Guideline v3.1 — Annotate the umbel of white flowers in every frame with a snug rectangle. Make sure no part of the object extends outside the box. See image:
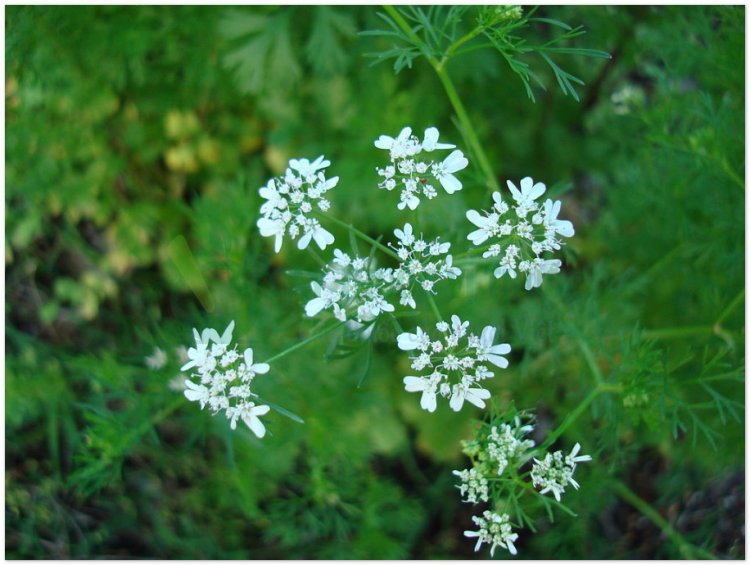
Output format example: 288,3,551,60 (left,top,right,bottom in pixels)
375,126,468,210
397,316,511,412
464,511,519,557
304,223,461,324
531,442,593,501
179,321,272,438
466,177,575,290
257,156,338,253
